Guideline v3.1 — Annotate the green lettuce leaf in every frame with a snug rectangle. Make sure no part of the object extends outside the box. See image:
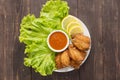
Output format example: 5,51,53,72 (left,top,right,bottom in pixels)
19,0,69,76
